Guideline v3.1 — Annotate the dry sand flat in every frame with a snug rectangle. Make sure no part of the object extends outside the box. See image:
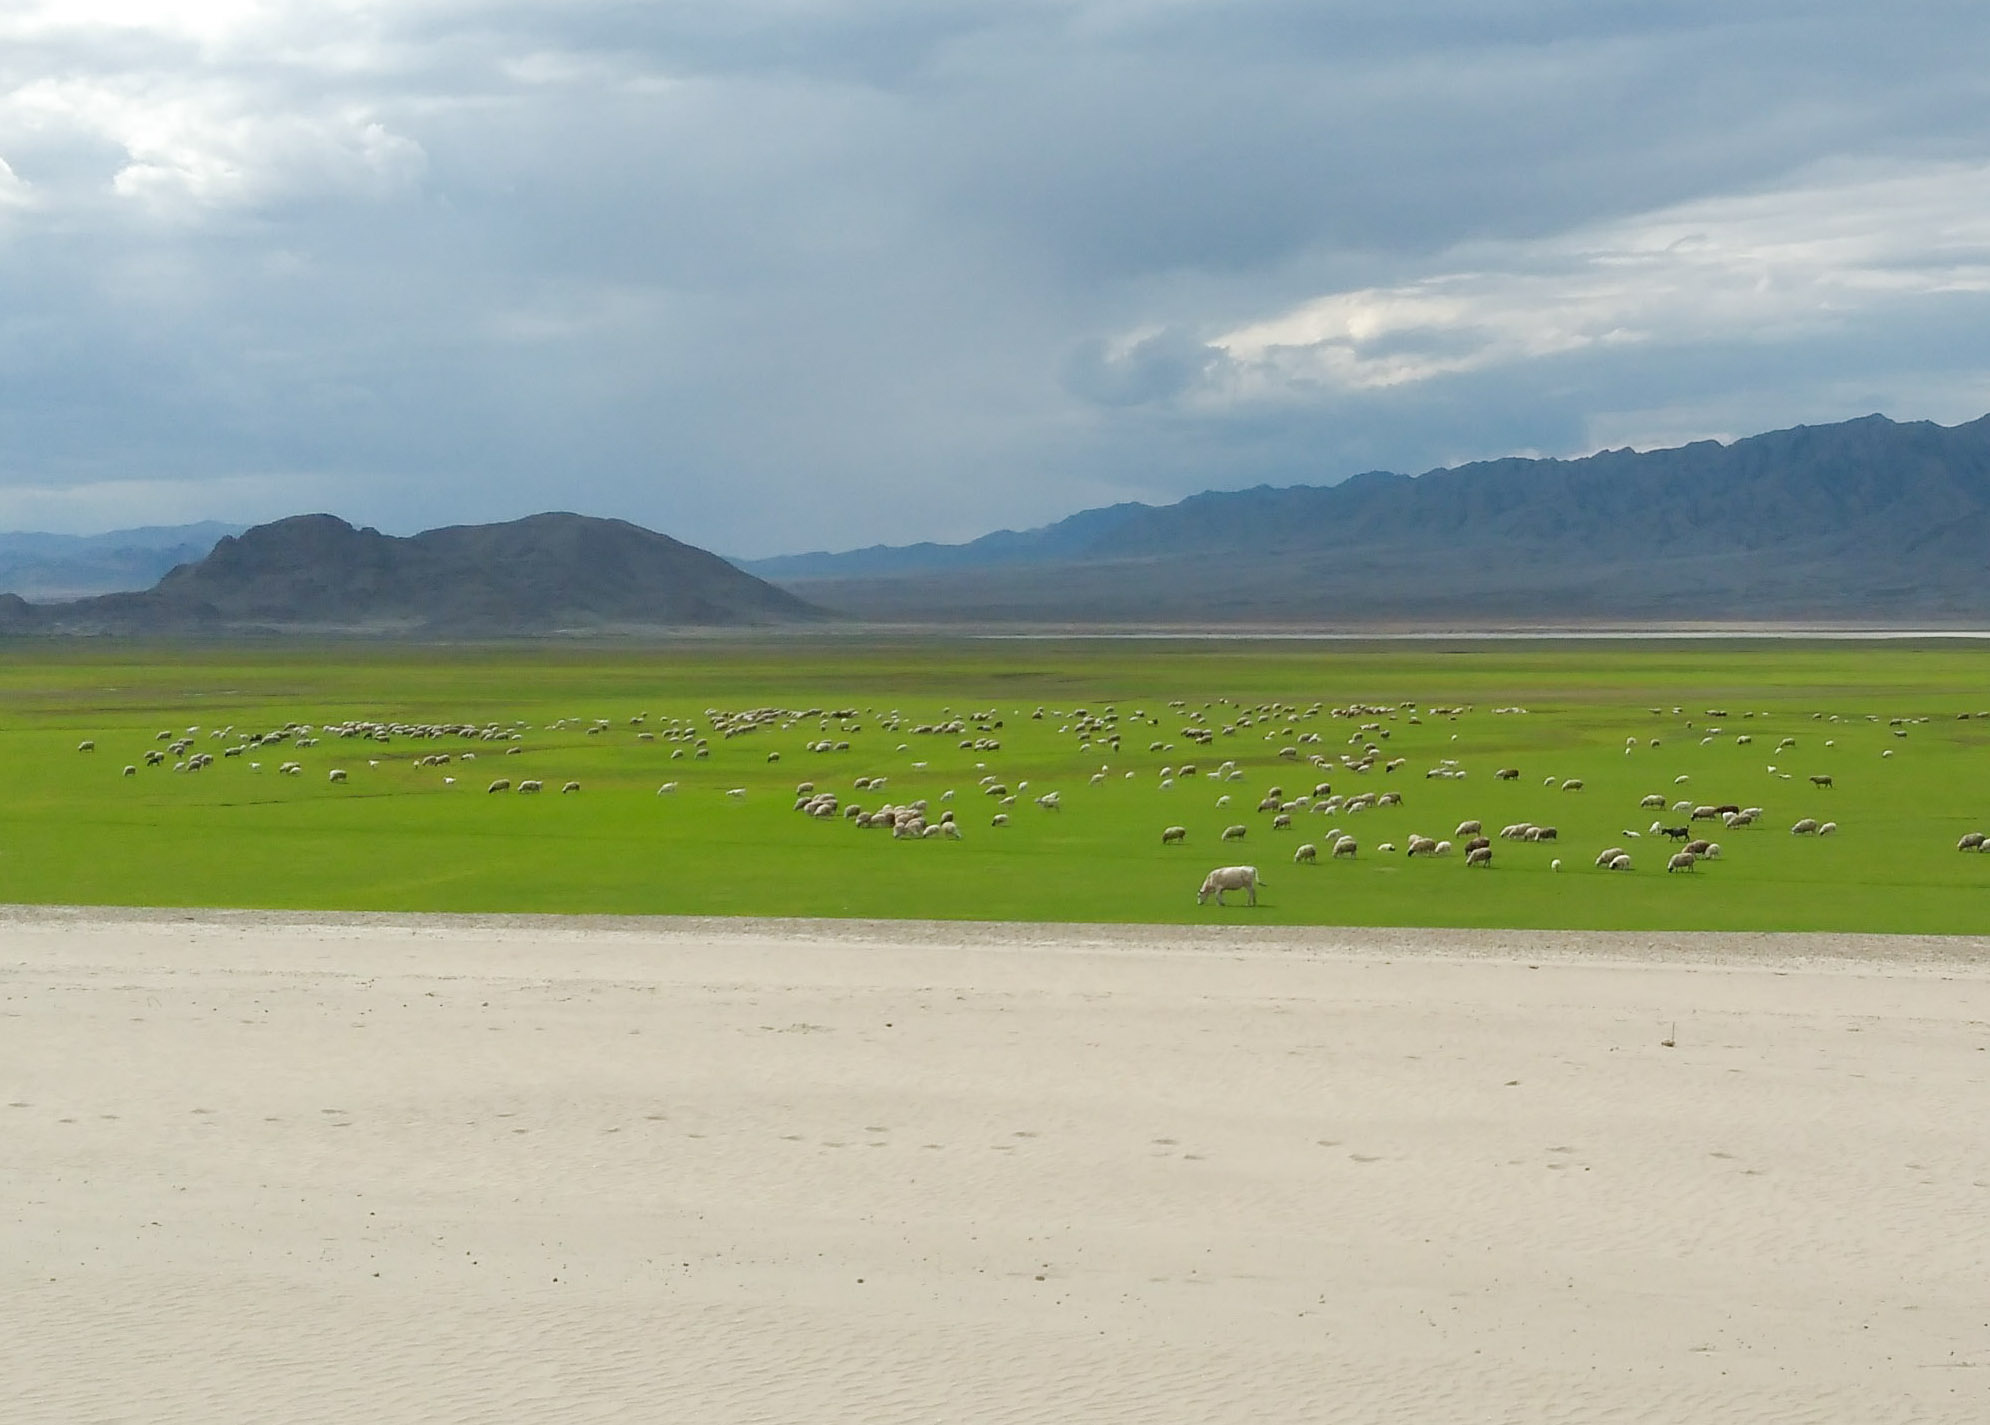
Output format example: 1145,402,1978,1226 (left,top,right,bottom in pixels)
4,911,1989,1424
